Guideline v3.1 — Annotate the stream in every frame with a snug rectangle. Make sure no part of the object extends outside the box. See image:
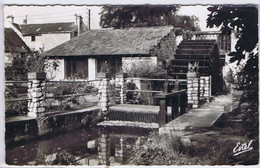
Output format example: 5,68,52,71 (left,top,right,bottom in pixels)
6,124,155,166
